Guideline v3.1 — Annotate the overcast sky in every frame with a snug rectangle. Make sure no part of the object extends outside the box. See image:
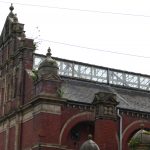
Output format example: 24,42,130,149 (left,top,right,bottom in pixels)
1,0,150,75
